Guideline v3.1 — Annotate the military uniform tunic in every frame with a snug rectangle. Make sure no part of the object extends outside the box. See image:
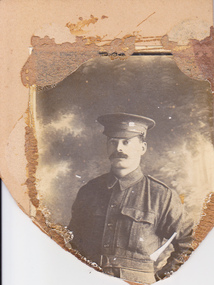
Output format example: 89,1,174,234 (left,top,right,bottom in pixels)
68,167,193,284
